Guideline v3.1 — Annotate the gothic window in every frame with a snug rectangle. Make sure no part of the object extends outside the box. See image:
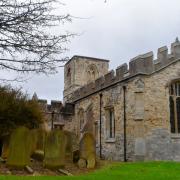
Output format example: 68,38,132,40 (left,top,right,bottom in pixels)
65,66,71,87
169,82,180,133
105,108,115,139
67,67,71,77
86,64,99,83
